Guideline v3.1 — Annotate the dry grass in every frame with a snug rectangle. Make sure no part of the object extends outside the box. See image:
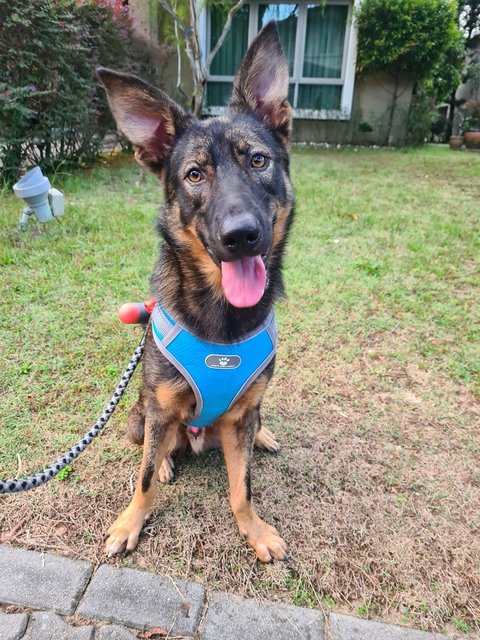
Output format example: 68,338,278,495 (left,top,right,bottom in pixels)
1,147,479,637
